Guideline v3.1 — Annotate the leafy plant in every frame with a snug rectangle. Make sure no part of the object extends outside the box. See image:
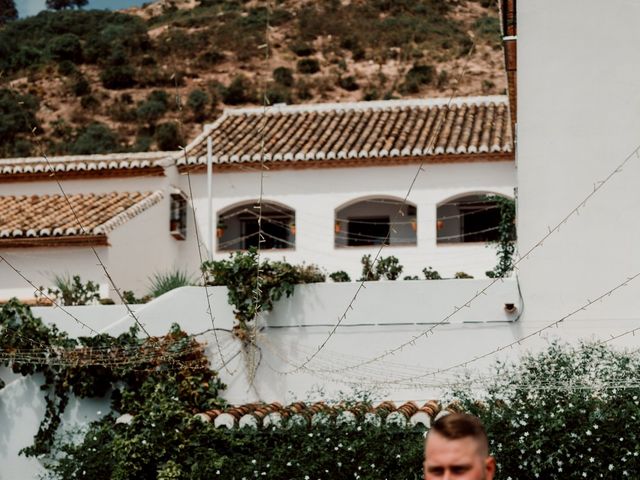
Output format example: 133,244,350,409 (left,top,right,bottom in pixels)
297,58,321,74
187,88,209,121
222,74,255,105
43,274,100,306
455,342,640,479
147,269,194,298
454,271,474,279
422,266,442,280
201,250,323,331
70,122,120,154
154,122,183,150
358,255,403,281
273,66,294,87
485,195,516,279
330,270,351,282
